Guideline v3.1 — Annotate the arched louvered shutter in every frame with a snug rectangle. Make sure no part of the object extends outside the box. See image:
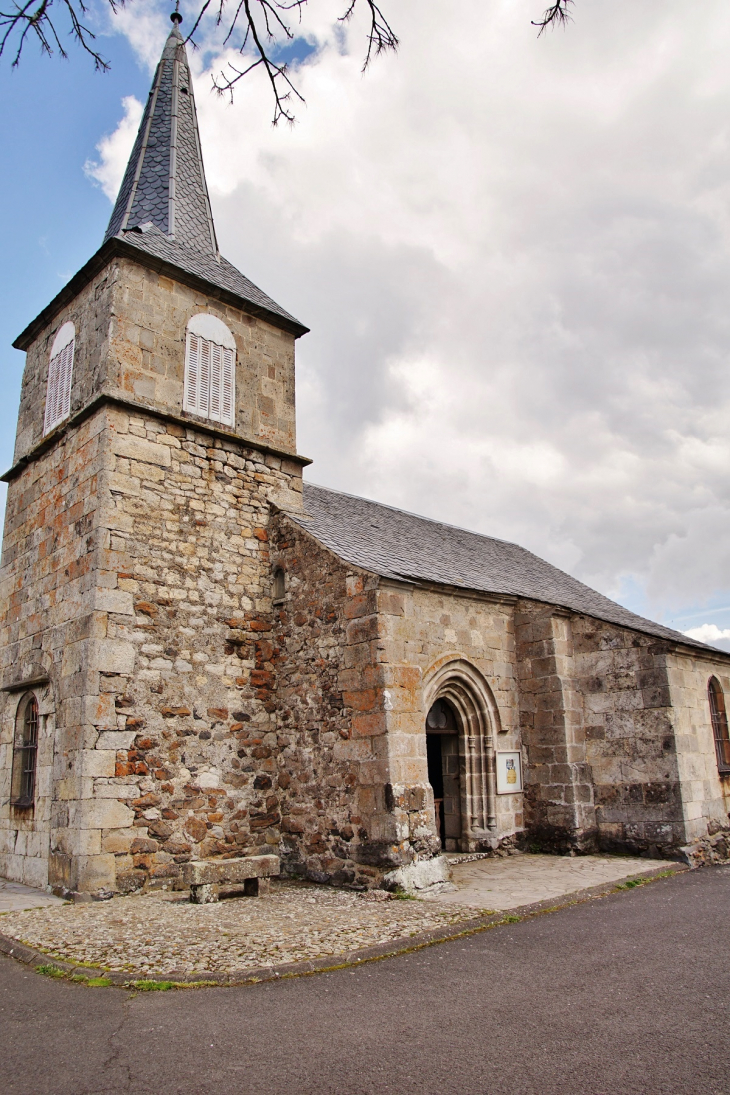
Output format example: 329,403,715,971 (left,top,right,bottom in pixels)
184,323,235,428
44,323,75,435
